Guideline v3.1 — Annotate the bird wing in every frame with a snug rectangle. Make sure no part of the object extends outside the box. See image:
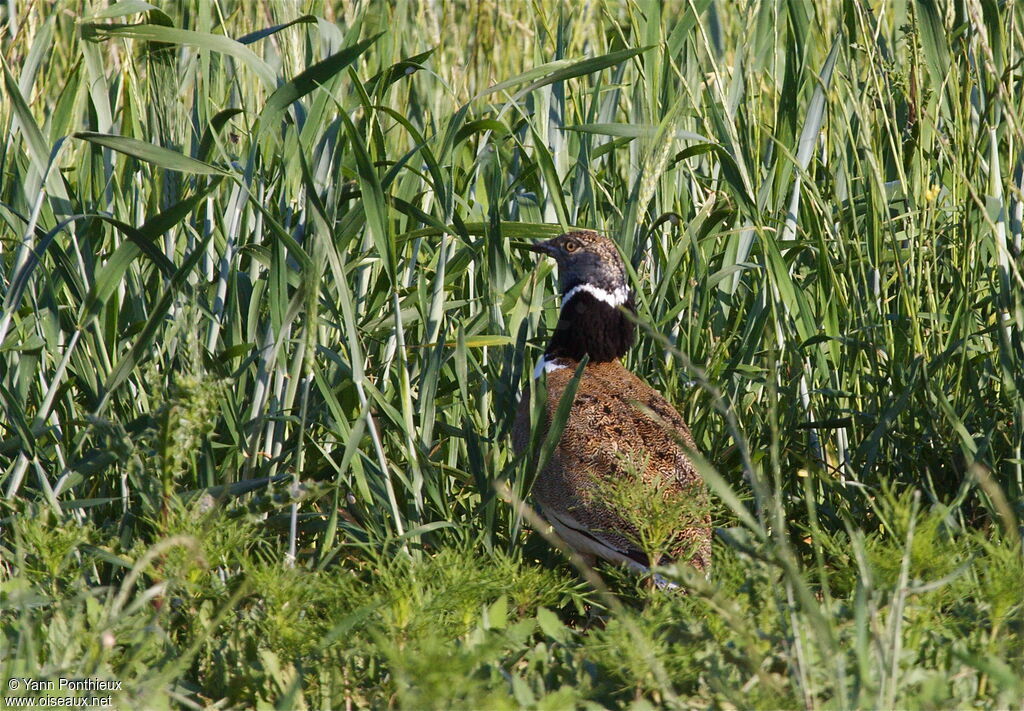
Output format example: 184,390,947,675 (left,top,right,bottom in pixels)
537,363,710,570
513,361,711,572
